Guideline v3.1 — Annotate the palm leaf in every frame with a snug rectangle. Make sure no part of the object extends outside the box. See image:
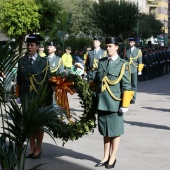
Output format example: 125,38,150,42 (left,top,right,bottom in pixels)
0,42,21,91
0,137,17,170
0,42,67,169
